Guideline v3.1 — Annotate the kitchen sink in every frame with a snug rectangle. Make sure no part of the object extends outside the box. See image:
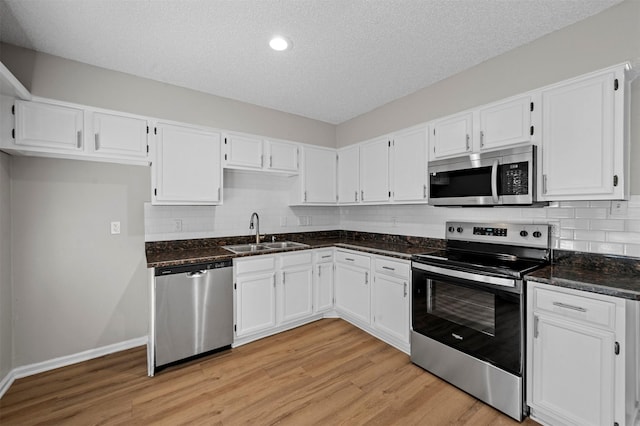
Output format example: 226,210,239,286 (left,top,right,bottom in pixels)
223,241,308,254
